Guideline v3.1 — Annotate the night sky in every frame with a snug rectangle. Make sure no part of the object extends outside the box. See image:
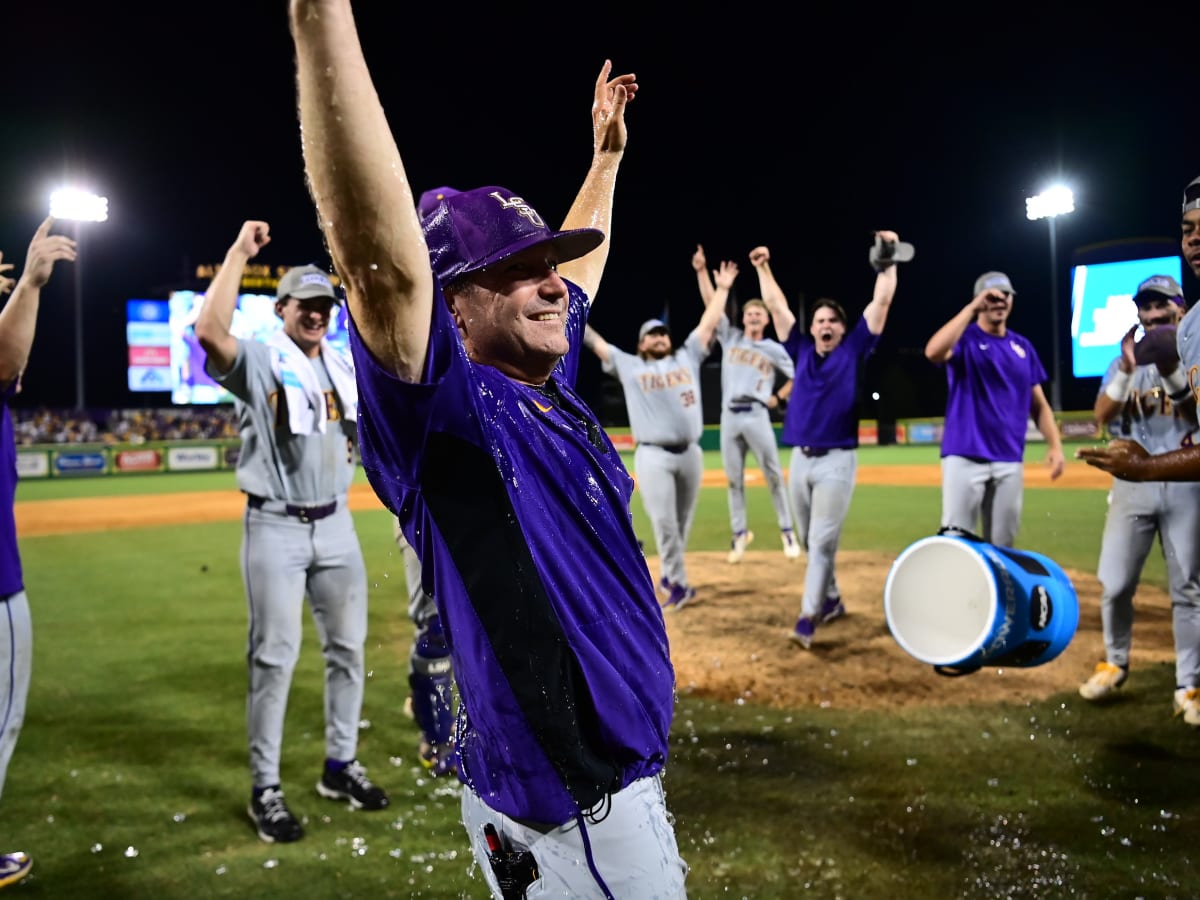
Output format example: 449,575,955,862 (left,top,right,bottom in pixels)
1,4,1195,420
